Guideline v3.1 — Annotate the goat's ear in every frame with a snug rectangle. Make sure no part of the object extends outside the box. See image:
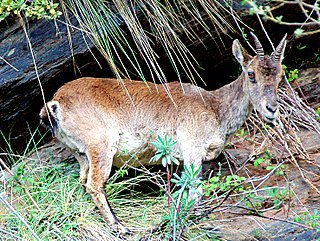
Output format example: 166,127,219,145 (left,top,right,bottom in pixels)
232,39,251,68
